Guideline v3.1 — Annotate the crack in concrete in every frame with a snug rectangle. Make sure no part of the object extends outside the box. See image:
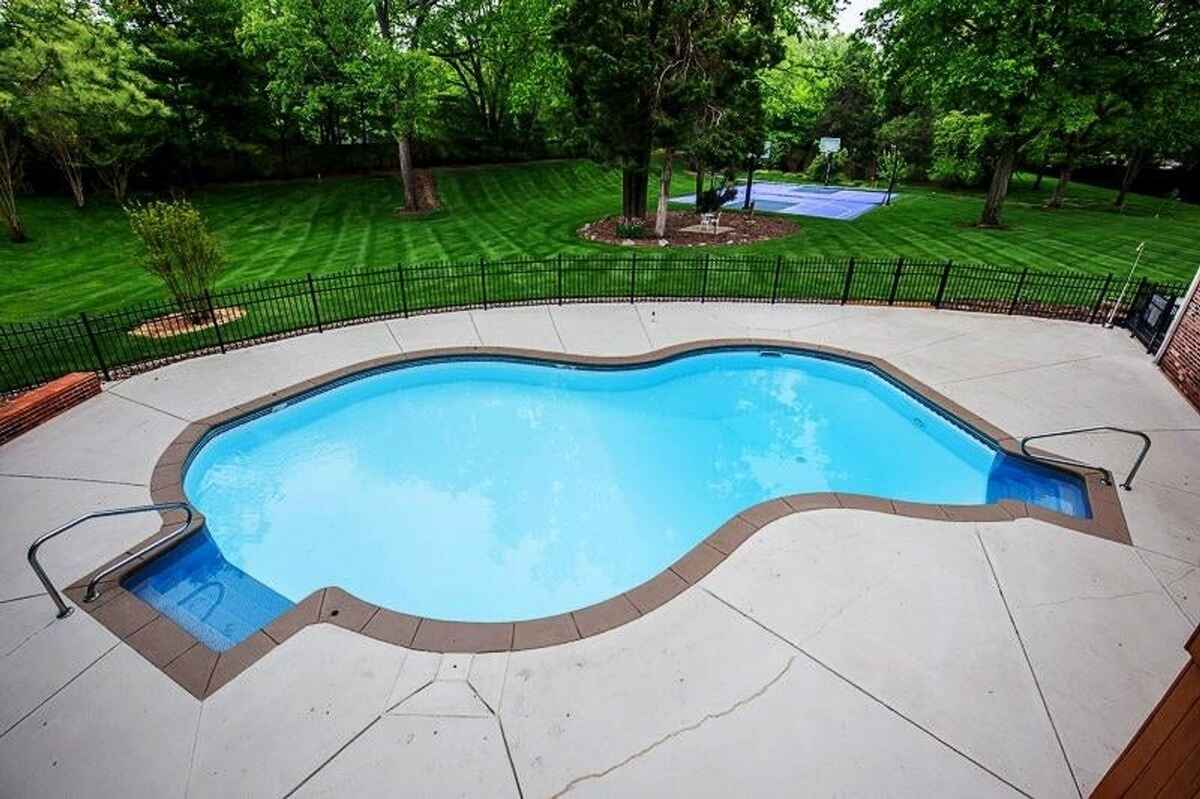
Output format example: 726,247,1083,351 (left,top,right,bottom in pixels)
1018,589,1161,611
1135,548,1197,626
936,352,1106,386
886,330,972,359
547,656,796,798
